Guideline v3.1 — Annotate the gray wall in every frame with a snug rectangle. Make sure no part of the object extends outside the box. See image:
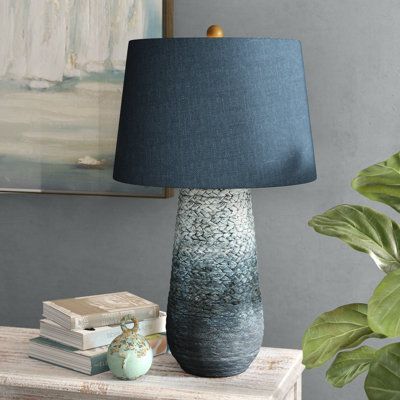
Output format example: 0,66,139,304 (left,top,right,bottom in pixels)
1,1,399,399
